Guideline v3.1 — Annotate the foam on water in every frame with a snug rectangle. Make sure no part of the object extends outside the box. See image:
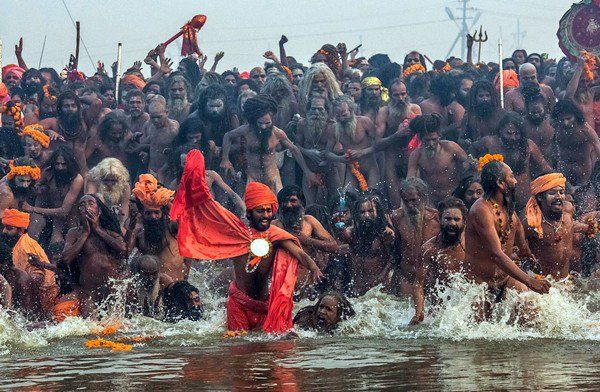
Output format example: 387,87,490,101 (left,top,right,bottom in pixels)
0,266,599,355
